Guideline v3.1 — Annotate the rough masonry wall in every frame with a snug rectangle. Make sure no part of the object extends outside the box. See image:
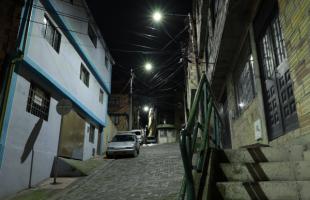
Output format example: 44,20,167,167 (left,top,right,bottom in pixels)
226,73,268,148
270,0,310,145
103,116,117,152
